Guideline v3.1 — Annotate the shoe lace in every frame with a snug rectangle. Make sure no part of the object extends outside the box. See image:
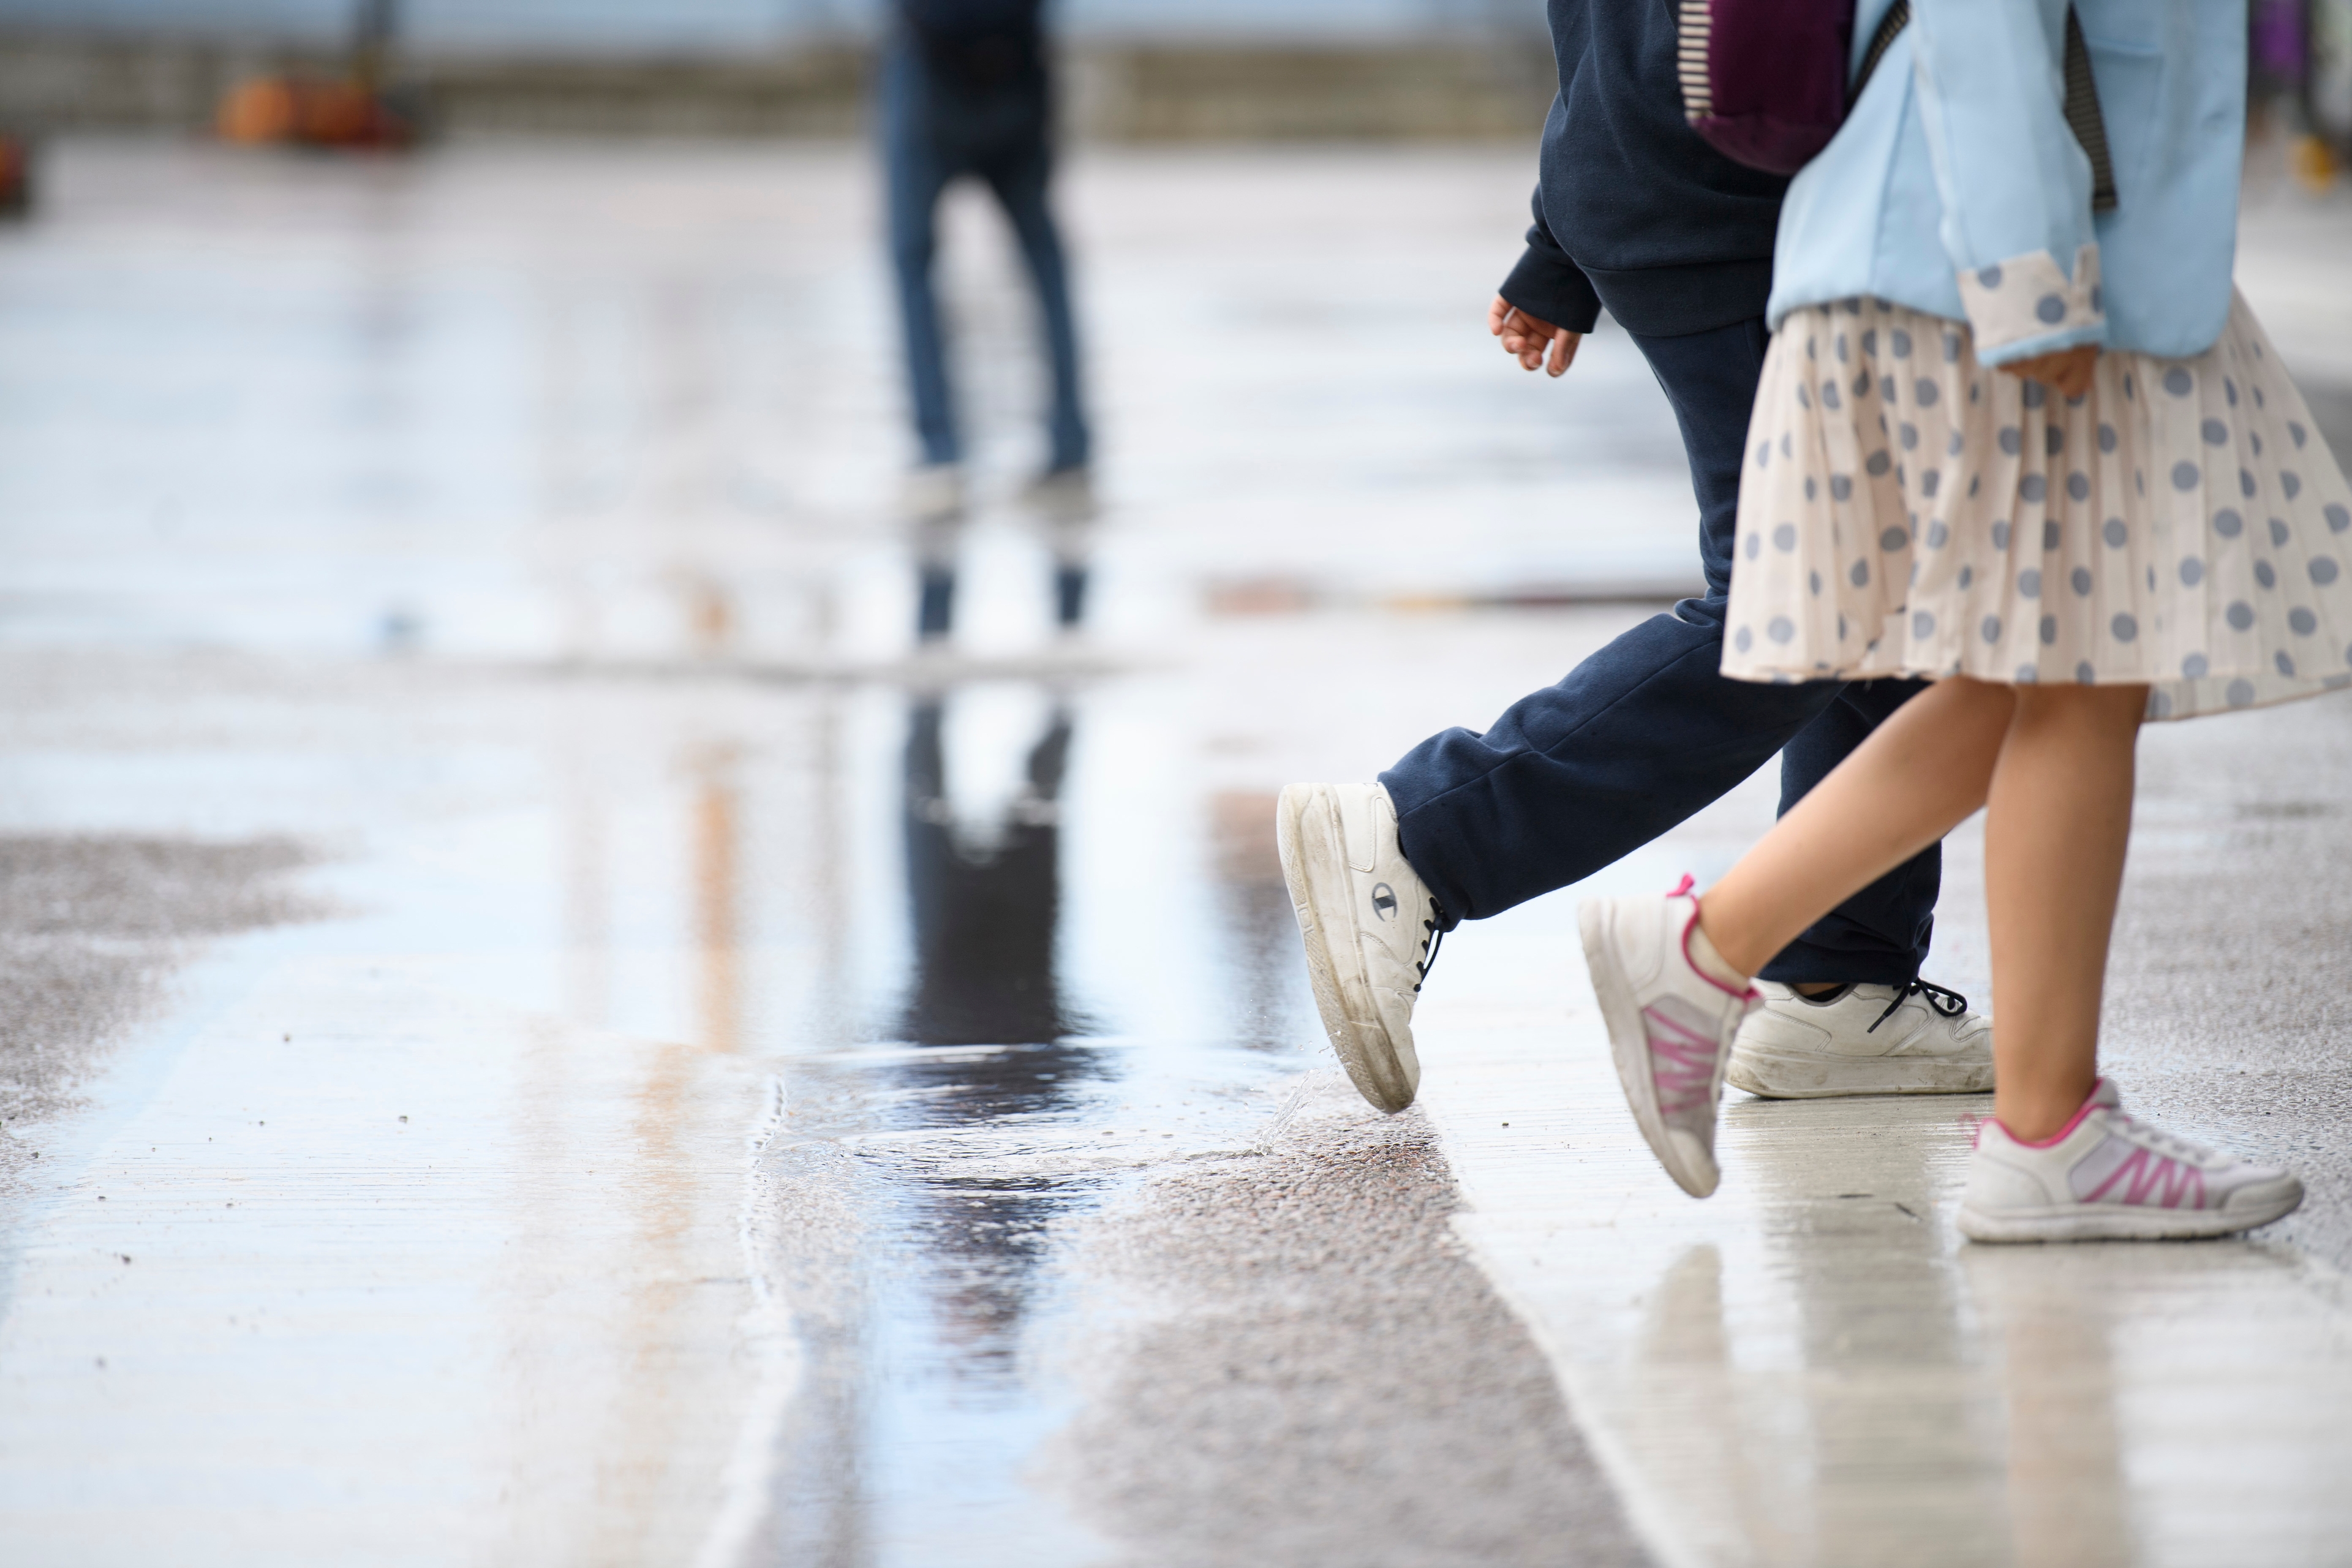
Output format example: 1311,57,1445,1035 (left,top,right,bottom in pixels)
1866,978,1969,1035
1412,899,1447,994
2106,1109,2215,1165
